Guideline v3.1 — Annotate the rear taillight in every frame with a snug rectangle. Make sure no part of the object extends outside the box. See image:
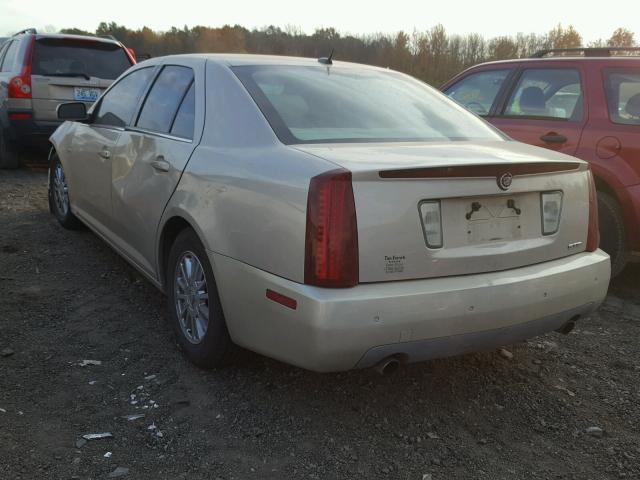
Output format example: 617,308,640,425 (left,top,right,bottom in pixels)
304,169,358,288
586,169,600,252
8,36,34,99
8,74,31,98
